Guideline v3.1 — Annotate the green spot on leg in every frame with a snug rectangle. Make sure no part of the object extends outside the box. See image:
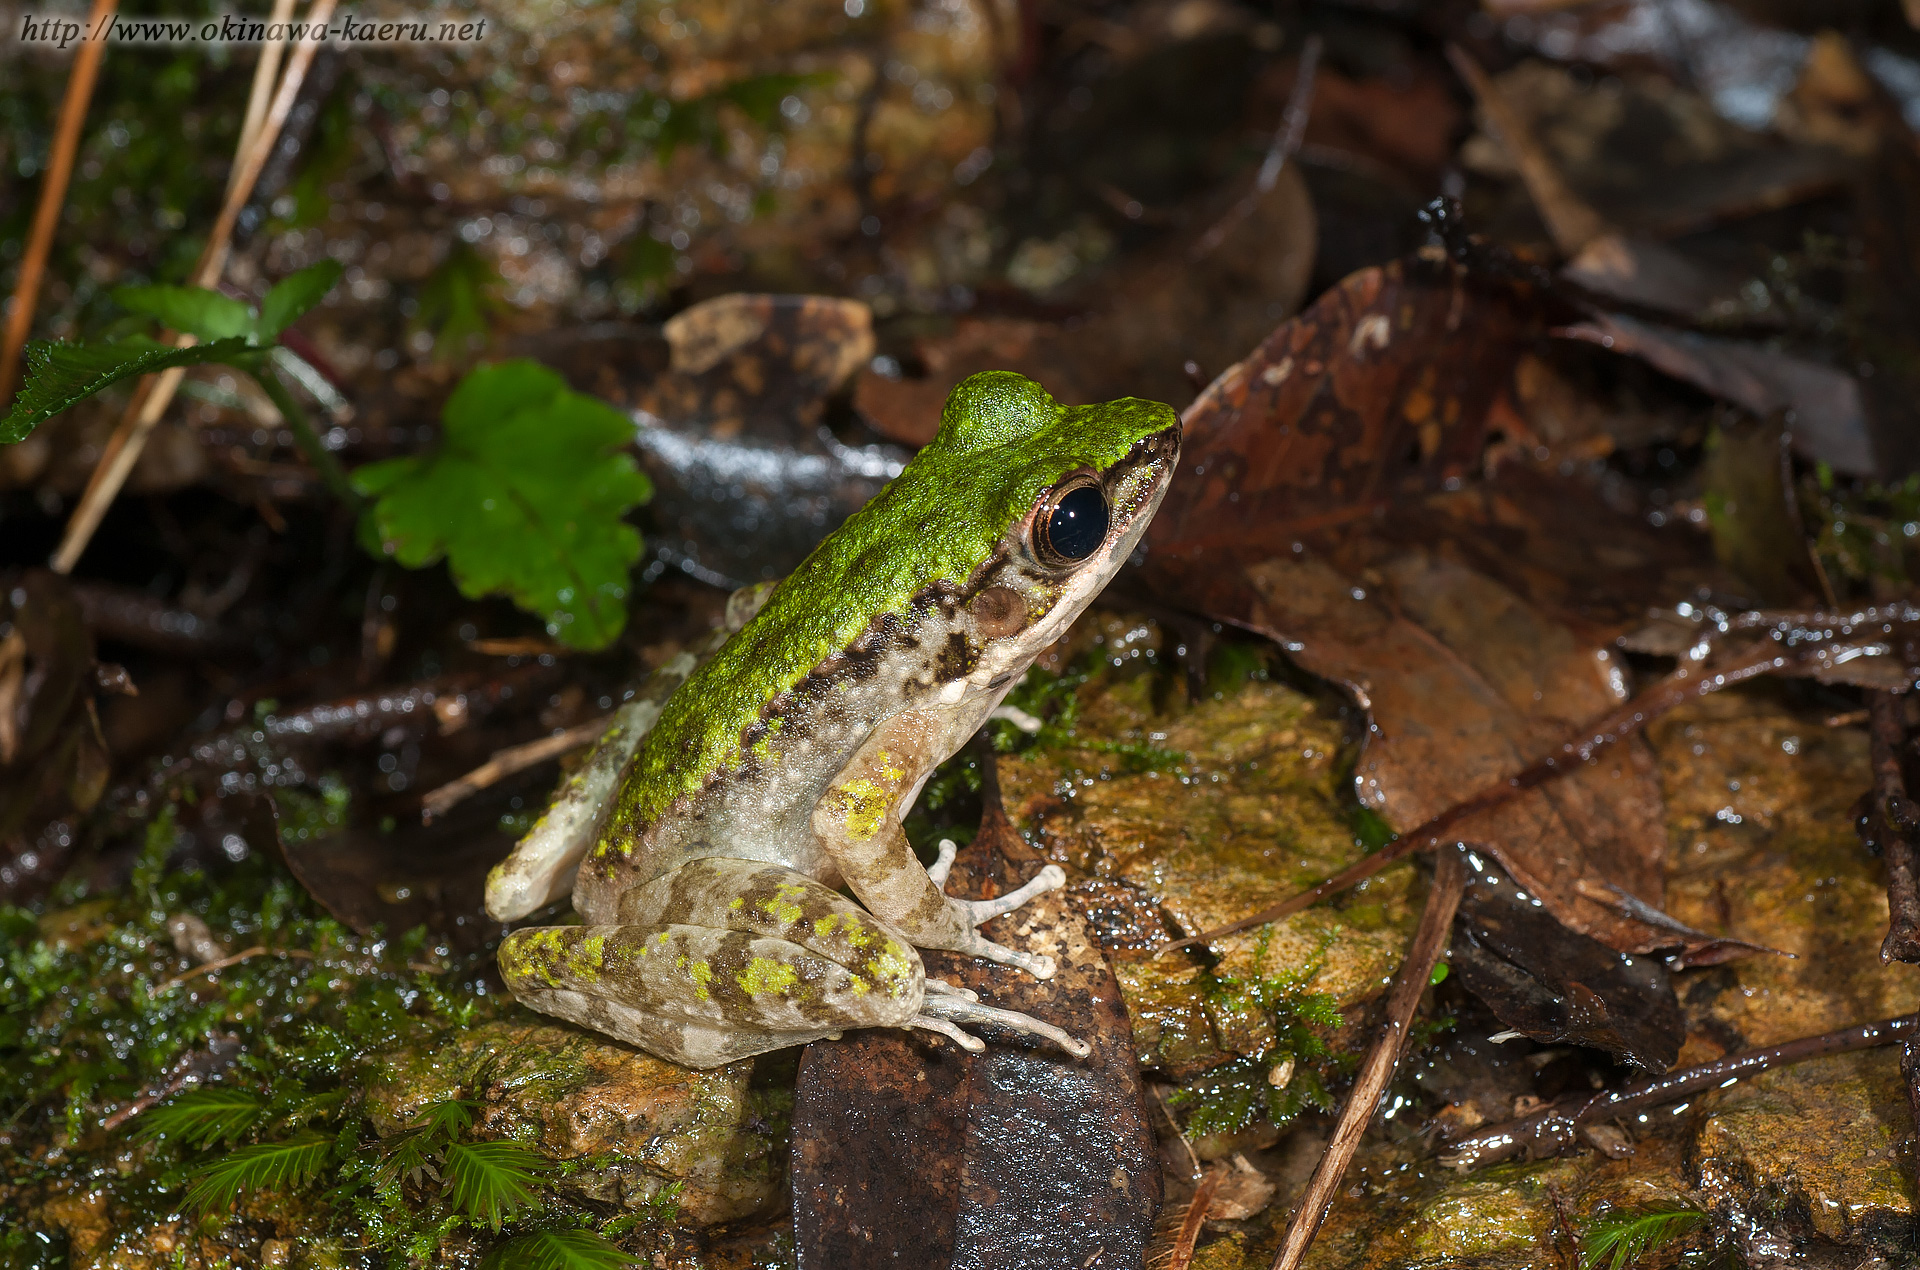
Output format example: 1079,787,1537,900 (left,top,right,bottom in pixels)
738,957,799,997
759,882,807,925
837,778,890,842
